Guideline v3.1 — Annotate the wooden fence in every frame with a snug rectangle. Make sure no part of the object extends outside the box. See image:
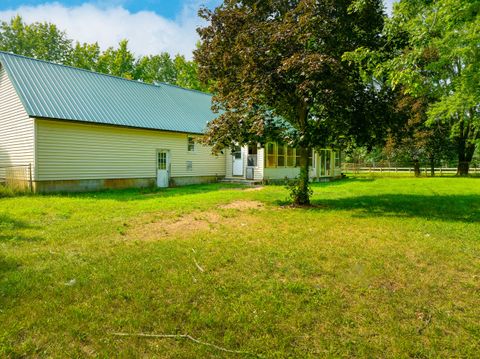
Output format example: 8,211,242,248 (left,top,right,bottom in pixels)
342,164,479,176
